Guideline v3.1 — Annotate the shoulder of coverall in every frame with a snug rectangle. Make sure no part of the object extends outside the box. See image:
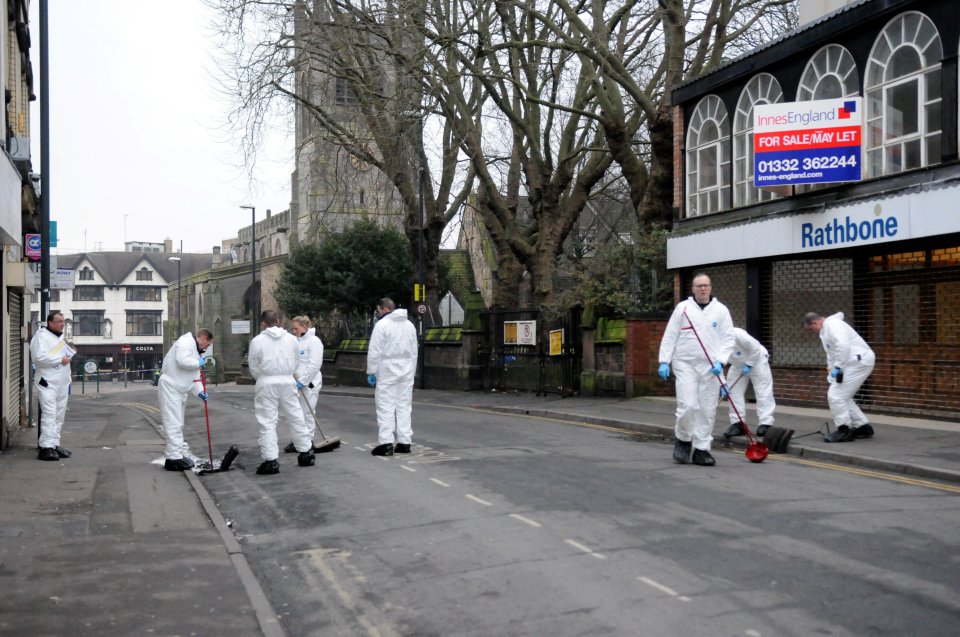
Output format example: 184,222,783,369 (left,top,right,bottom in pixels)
262,326,289,340
387,308,410,322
